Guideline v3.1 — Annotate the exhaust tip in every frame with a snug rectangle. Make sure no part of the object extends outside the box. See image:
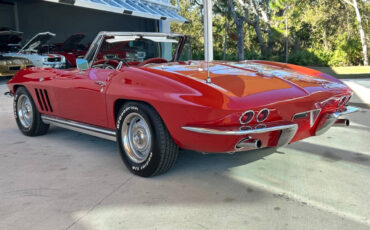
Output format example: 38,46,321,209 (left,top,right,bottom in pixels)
235,138,262,150
334,119,350,127
255,139,262,148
